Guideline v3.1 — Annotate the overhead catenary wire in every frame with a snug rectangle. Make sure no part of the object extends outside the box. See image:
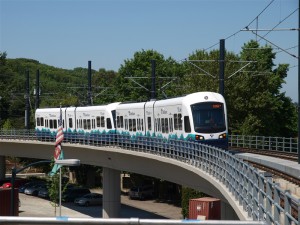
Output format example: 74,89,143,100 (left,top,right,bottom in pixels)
258,7,299,41
249,30,298,59
204,0,276,52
